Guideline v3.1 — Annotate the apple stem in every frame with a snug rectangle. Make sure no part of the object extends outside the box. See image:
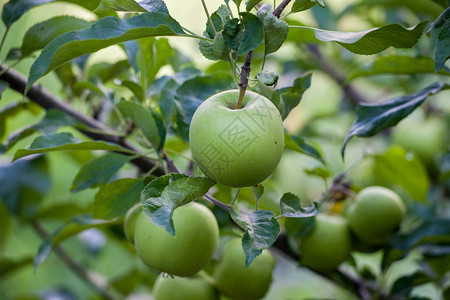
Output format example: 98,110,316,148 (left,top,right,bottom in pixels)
230,188,241,207
237,51,253,109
